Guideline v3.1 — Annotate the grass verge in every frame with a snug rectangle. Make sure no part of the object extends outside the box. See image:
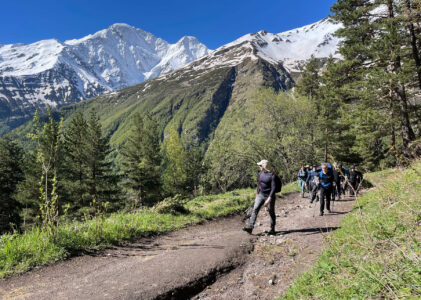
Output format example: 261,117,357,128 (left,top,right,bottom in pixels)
0,183,296,278
281,161,421,299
